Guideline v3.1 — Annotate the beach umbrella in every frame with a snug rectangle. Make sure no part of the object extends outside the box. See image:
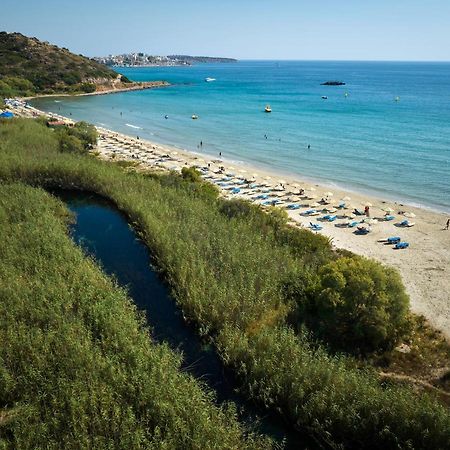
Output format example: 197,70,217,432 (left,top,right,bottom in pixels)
278,179,287,184
310,202,320,207
404,212,416,218
252,173,259,177
324,191,334,197
307,186,316,191
265,176,272,180
342,196,351,201
292,183,301,188
361,201,373,207
384,207,394,213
